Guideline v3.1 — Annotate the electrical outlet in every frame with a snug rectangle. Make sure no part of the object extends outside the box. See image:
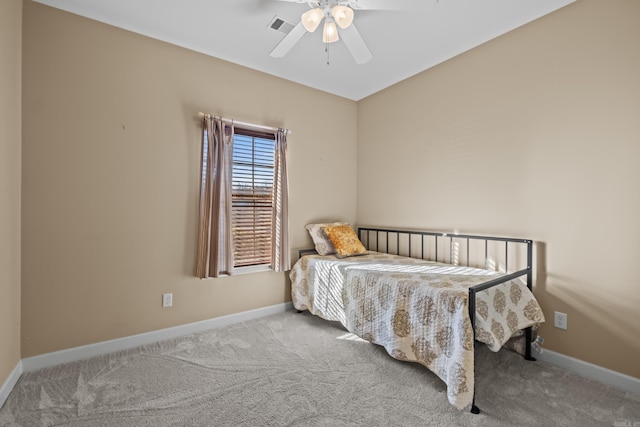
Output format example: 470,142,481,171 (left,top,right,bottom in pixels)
554,311,567,330
162,293,173,308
